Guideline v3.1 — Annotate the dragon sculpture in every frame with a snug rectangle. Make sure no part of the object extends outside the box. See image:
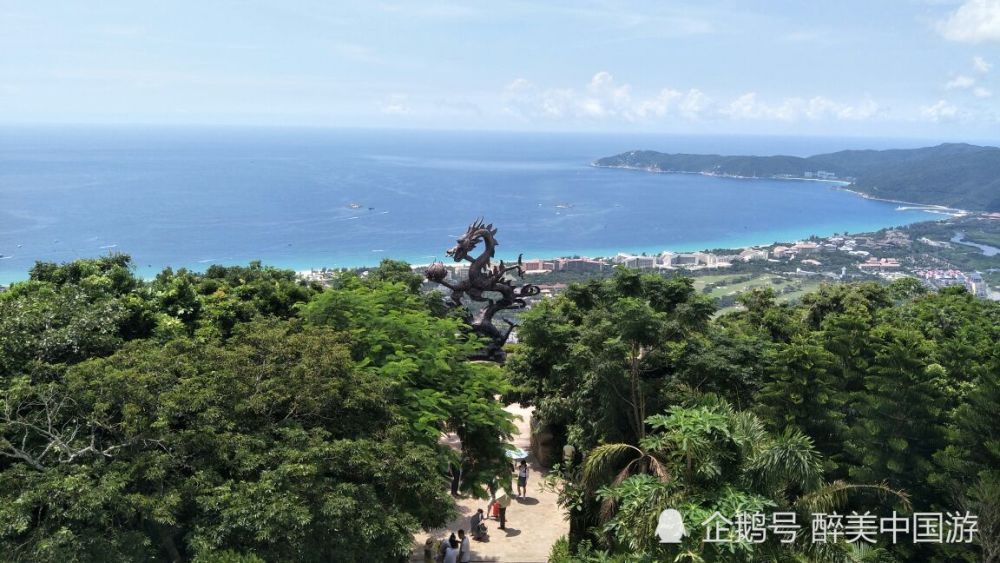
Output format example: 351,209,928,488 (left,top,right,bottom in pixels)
424,219,540,363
